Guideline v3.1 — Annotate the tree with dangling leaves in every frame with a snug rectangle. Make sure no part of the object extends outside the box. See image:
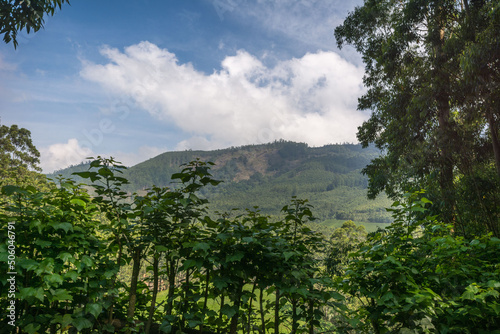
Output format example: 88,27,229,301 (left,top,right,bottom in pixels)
335,0,500,234
0,0,71,48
